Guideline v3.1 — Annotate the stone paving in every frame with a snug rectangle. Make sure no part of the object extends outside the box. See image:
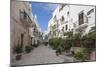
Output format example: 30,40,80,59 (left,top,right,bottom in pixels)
12,44,74,65
90,51,96,61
